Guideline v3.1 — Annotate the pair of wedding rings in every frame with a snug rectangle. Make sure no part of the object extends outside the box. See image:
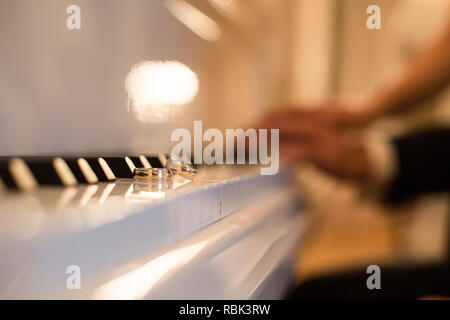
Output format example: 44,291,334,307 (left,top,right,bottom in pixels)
133,158,197,181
